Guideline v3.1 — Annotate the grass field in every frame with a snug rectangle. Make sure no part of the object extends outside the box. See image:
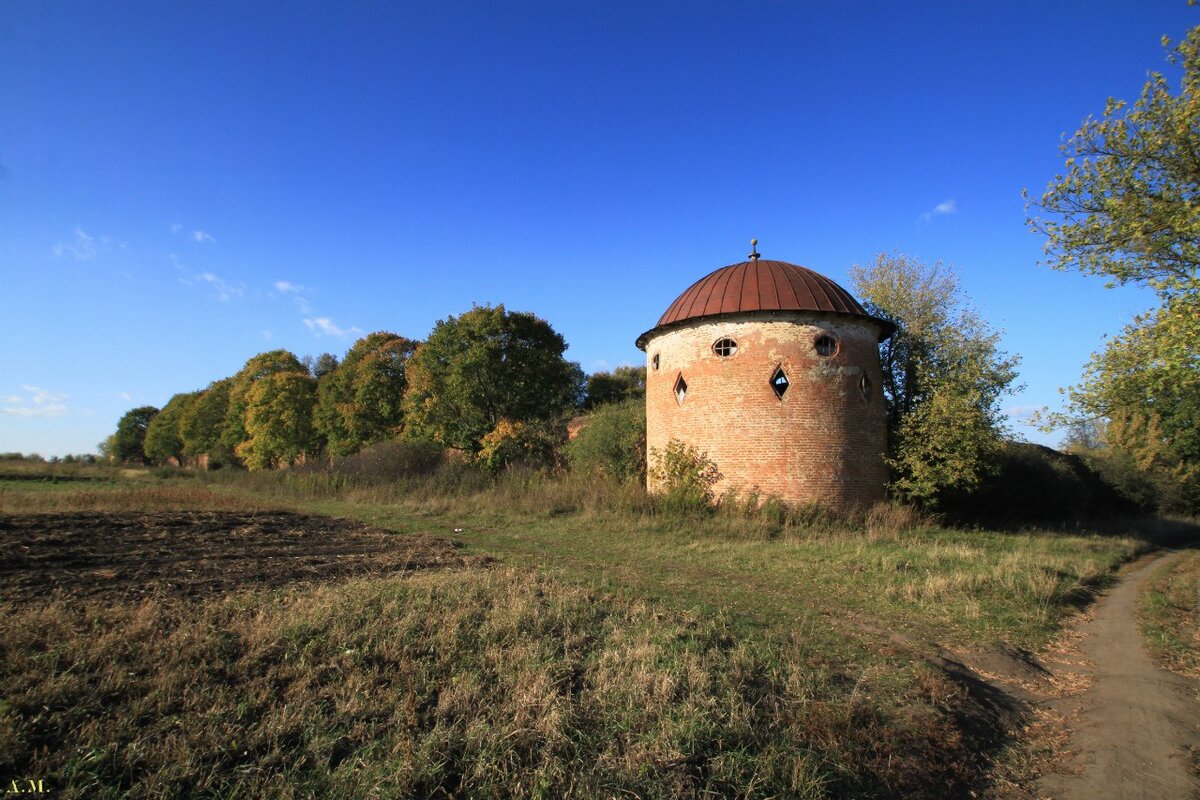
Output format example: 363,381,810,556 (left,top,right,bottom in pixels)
0,465,1185,798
